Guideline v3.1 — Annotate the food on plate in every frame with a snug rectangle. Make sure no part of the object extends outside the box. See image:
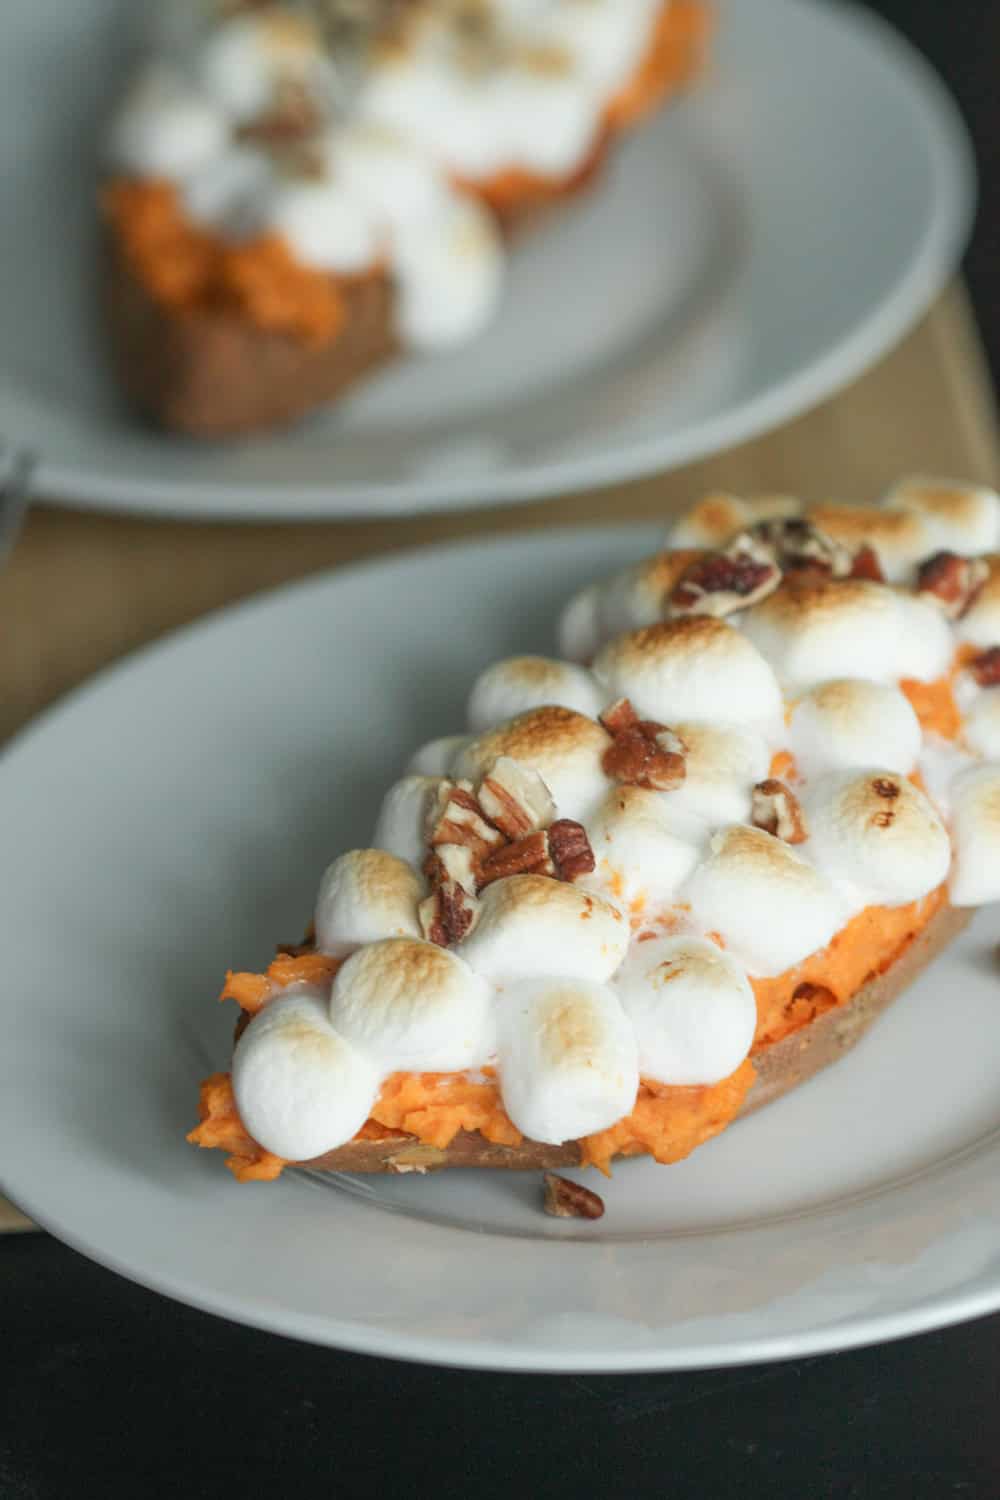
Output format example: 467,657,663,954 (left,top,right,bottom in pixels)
191,475,1000,1191
101,0,712,436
